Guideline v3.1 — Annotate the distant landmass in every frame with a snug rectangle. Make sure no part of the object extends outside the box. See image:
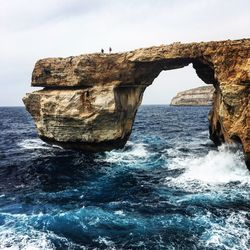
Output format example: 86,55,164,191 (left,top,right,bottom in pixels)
170,86,214,106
